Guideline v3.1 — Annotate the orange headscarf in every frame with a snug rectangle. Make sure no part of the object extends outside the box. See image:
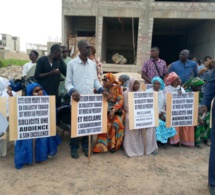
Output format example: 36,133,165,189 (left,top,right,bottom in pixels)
105,73,120,85
165,72,179,86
